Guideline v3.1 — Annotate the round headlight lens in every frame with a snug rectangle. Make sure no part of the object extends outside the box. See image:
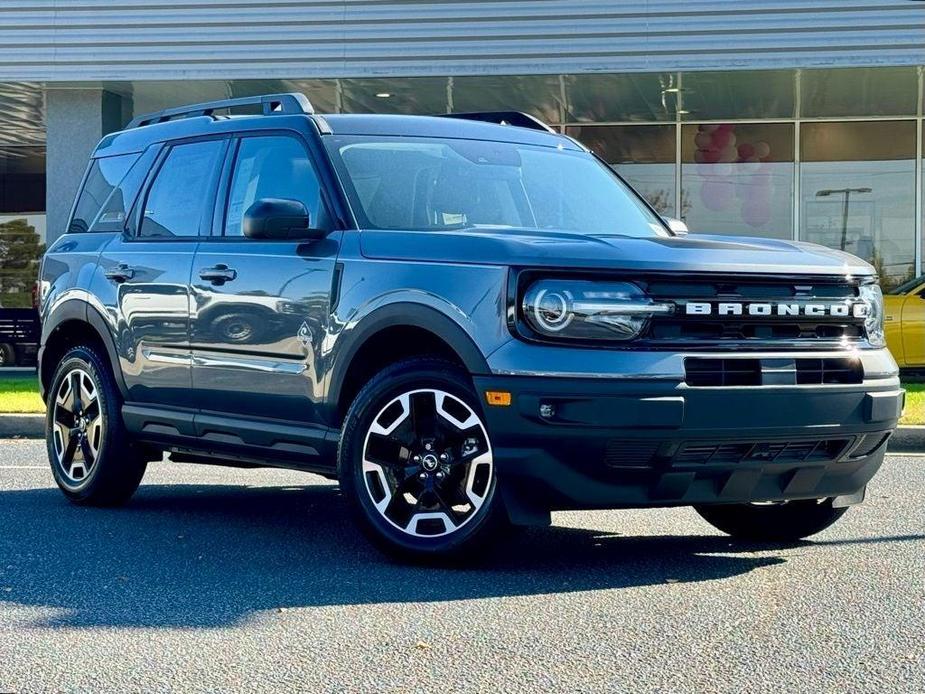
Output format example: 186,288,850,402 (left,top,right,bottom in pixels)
533,289,574,332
